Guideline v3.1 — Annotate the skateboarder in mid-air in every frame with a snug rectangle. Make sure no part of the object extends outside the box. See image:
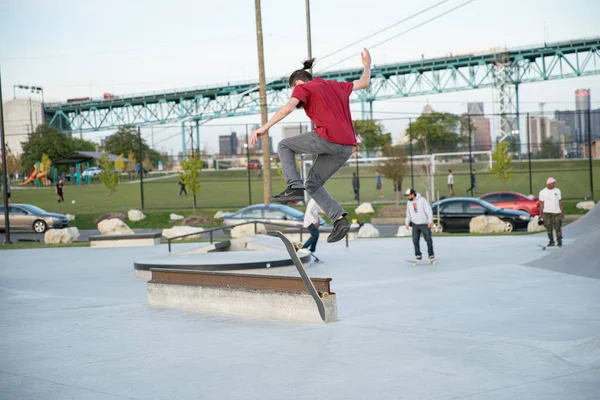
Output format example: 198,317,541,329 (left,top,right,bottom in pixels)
404,189,435,261
250,49,372,243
